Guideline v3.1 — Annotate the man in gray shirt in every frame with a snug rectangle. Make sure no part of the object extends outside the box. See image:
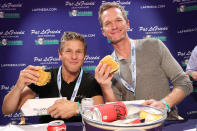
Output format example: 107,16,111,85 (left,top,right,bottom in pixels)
95,2,193,119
